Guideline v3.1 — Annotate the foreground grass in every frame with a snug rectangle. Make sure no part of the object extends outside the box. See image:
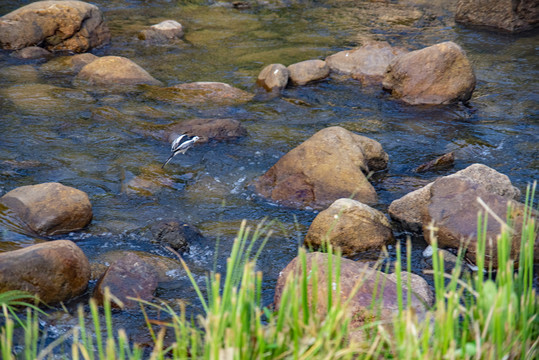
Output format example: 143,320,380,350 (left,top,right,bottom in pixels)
1,184,537,359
